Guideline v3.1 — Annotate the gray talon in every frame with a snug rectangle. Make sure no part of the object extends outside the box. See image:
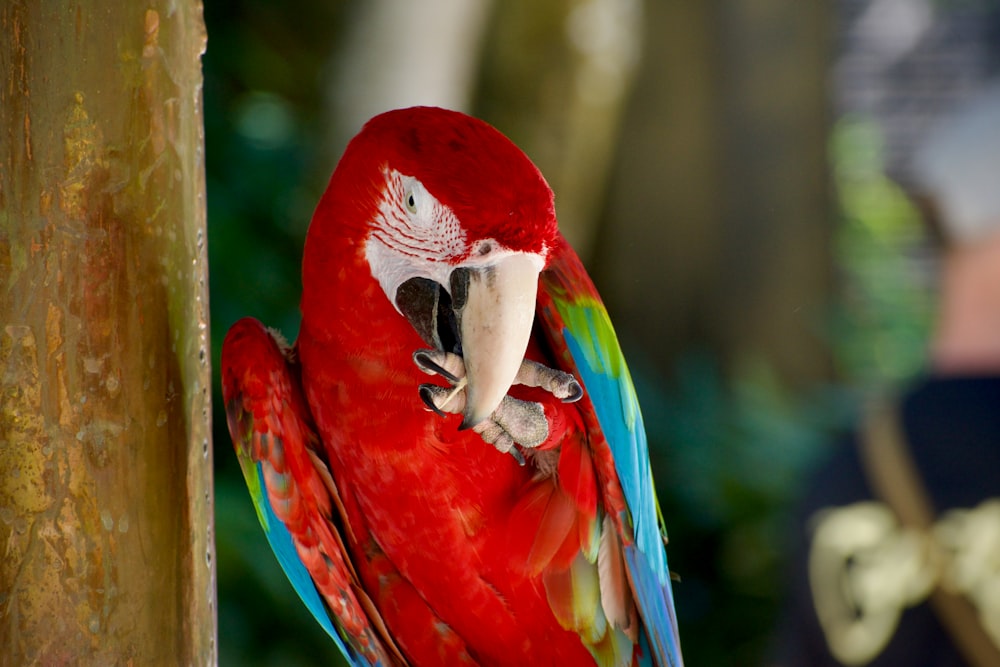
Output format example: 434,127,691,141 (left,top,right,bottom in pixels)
562,380,583,403
509,447,526,466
